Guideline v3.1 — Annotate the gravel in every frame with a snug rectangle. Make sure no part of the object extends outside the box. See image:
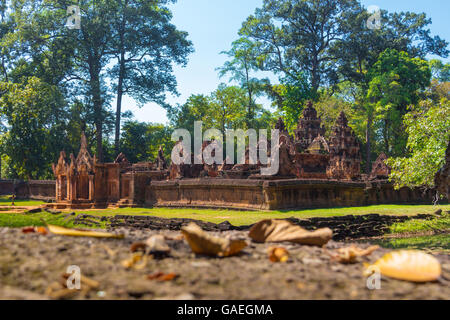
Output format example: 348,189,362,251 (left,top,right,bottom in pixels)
0,227,448,300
